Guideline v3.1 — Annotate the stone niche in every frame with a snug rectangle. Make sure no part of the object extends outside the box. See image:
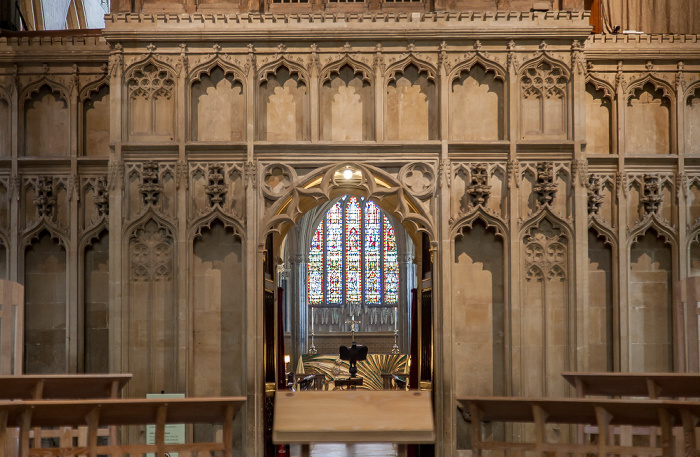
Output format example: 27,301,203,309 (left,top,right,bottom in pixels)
520,219,569,398
687,87,700,155
585,83,613,154
386,64,437,141
191,67,246,142
83,85,110,156
127,218,176,397
24,231,67,374
629,229,673,371
0,96,9,157
320,65,374,141
24,85,69,156
258,66,309,141
127,63,176,142
520,61,568,140
587,229,614,371
84,231,109,373
450,64,504,141
626,82,671,155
